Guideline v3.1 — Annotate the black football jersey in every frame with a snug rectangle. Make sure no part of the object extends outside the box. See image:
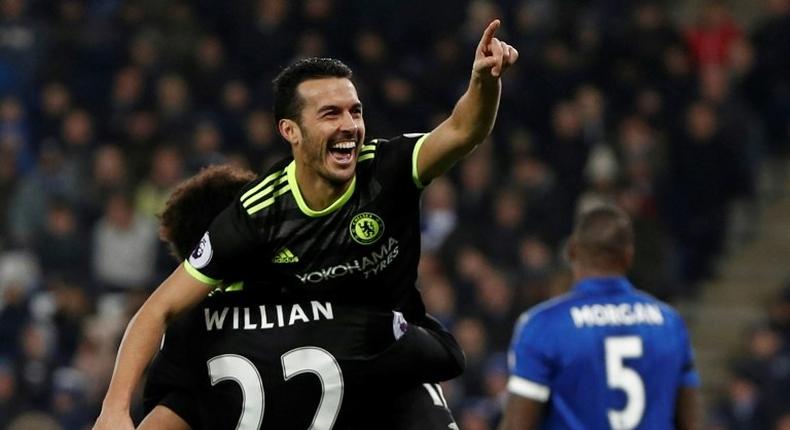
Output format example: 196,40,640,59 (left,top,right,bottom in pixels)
189,291,410,429
146,287,463,429
184,134,430,321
